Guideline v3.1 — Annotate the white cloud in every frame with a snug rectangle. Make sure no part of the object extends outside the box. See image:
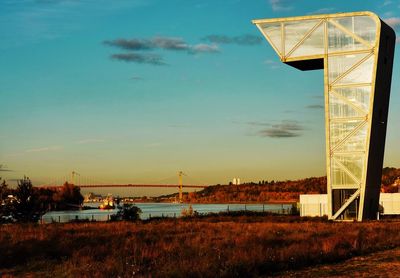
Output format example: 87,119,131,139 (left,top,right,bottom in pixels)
308,7,334,15
383,11,395,18
384,17,400,29
382,0,393,6
191,43,219,54
269,0,293,12
264,59,281,69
